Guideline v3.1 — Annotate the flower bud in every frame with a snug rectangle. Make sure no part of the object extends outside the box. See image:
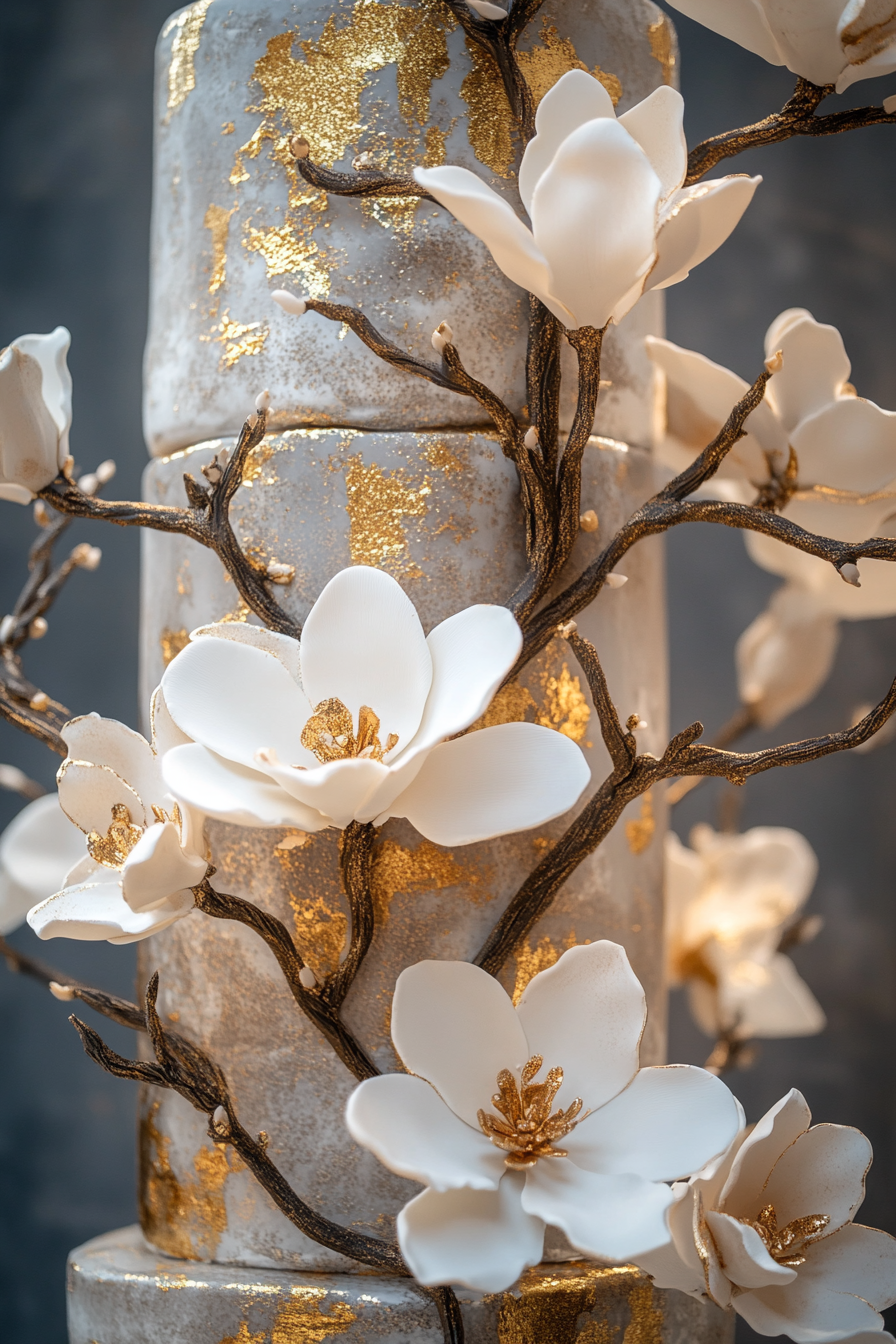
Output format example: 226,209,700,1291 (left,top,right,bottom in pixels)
557,620,577,639
838,562,861,587
353,151,373,171
29,691,49,711
289,136,310,160
885,94,896,113
267,562,295,584
49,981,75,1001
0,327,73,503
255,389,271,414
579,509,599,533
606,572,628,588
764,348,784,375
95,459,116,484
29,616,48,640
524,426,539,450
77,472,98,496
431,321,454,355
299,965,318,989
466,0,509,16
71,542,102,570
212,1104,230,1132
0,615,15,644
33,501,50,527
0,763,32,794
272,289,307,316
